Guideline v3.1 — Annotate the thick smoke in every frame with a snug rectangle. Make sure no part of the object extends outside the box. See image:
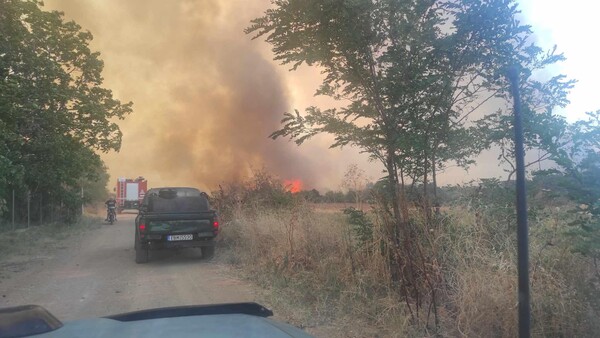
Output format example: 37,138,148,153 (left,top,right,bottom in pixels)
44,0,320,190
